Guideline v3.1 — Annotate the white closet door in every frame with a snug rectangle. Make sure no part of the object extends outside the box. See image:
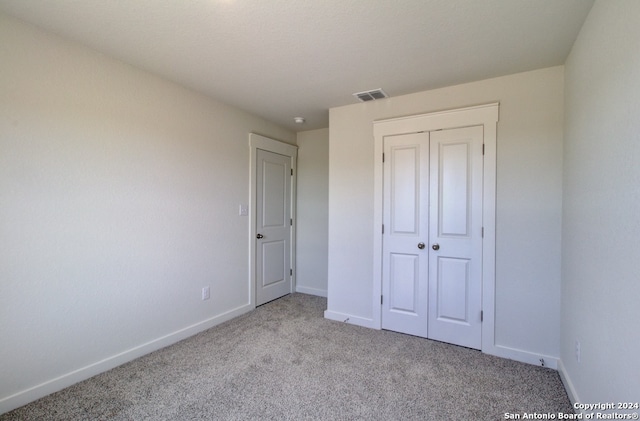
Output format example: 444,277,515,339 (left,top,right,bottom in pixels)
428,126,483,349
381,132,430,337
